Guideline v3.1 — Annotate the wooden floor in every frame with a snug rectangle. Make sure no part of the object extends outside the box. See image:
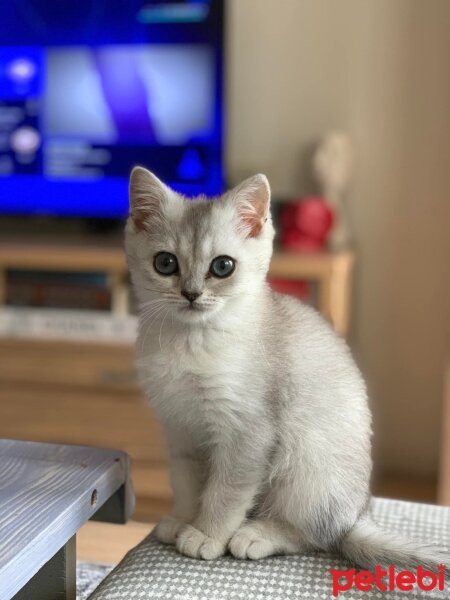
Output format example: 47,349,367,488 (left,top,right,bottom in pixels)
78,521,154,565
